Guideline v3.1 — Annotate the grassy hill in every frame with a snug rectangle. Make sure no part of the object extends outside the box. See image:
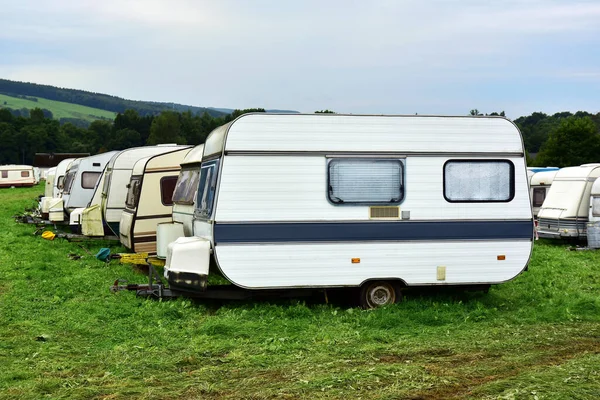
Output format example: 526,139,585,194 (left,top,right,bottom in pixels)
0,93,116,123
0,78,227,119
